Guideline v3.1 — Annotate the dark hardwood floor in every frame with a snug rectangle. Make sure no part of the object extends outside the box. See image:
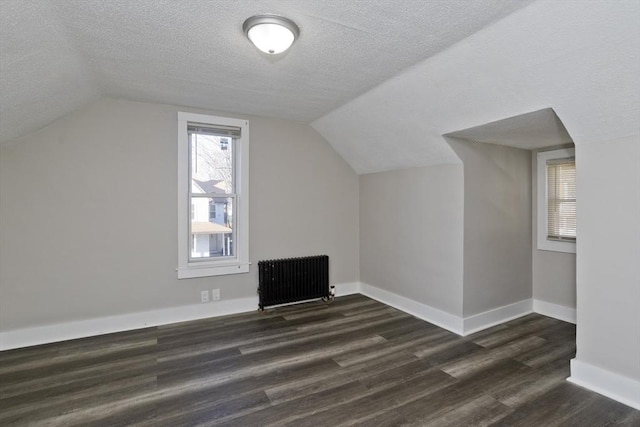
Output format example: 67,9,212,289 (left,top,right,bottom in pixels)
1,295,638,426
